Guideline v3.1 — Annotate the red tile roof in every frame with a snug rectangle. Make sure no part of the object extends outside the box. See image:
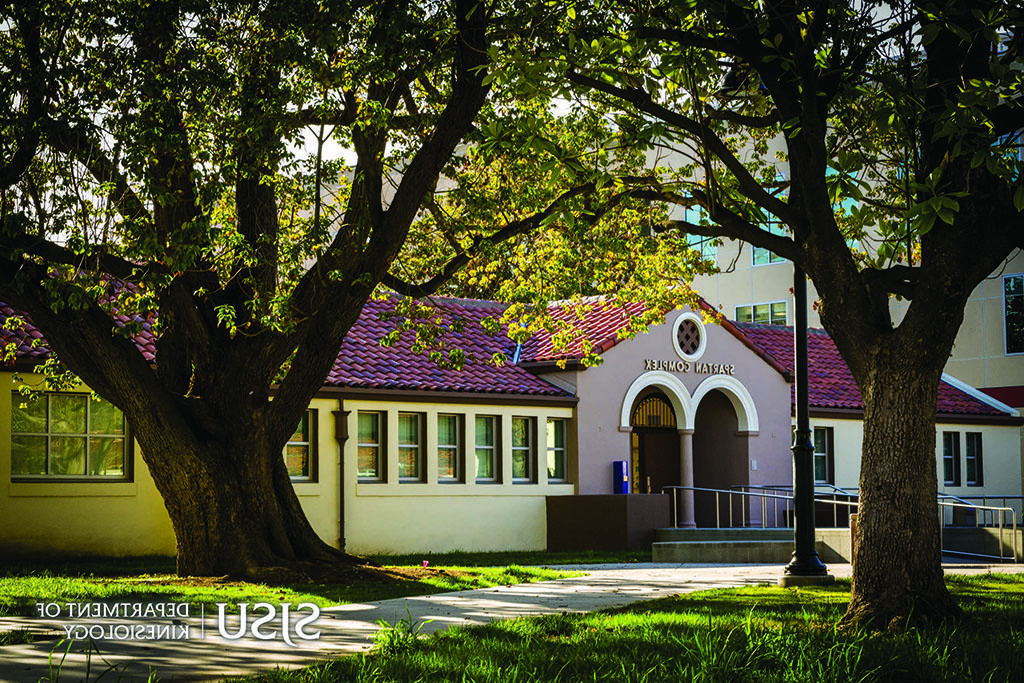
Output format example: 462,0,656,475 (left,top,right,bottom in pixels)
519,297,652,362
734,322,1008,417
1,295,1013,415
325,298,568,396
